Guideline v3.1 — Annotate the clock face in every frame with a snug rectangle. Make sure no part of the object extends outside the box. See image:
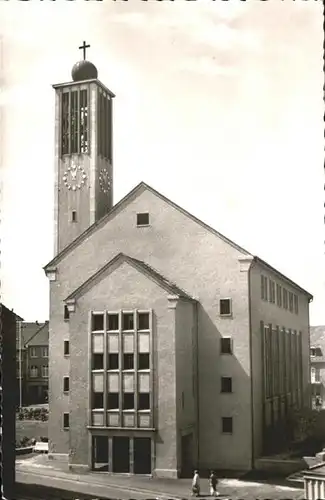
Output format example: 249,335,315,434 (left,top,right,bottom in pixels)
99,168,111,194
63,165,87,191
